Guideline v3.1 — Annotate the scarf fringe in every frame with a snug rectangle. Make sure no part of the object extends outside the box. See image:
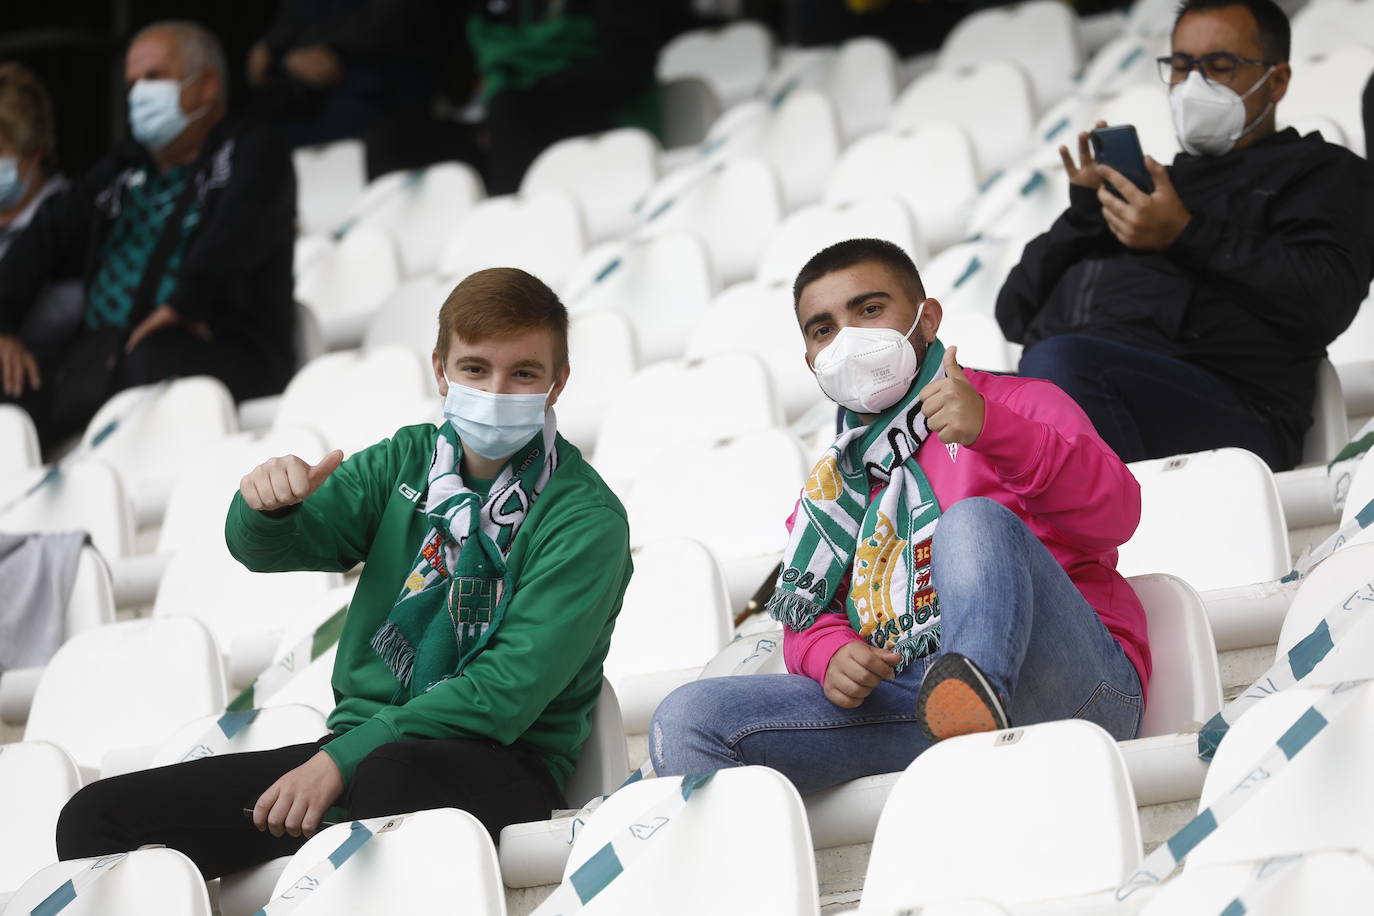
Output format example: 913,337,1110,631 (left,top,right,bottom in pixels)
766,591,826,632
371,621,416,687
890,624,942,673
